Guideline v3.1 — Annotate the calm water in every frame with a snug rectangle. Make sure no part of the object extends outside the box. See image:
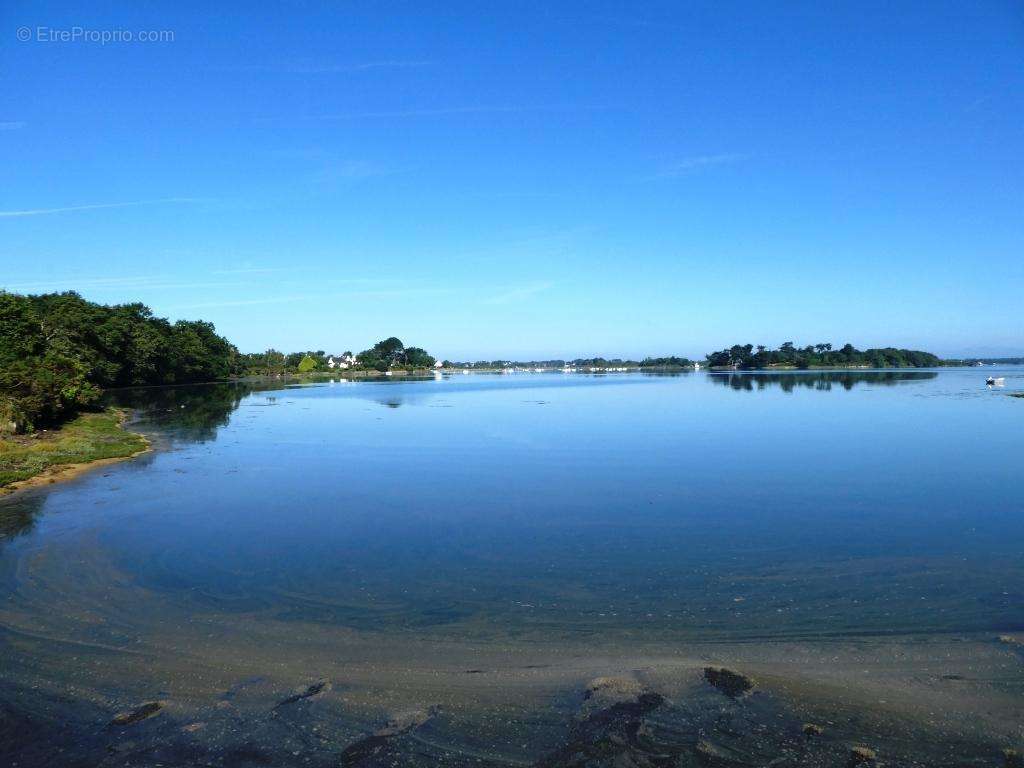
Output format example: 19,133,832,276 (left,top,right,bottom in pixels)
2,368,1022,645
